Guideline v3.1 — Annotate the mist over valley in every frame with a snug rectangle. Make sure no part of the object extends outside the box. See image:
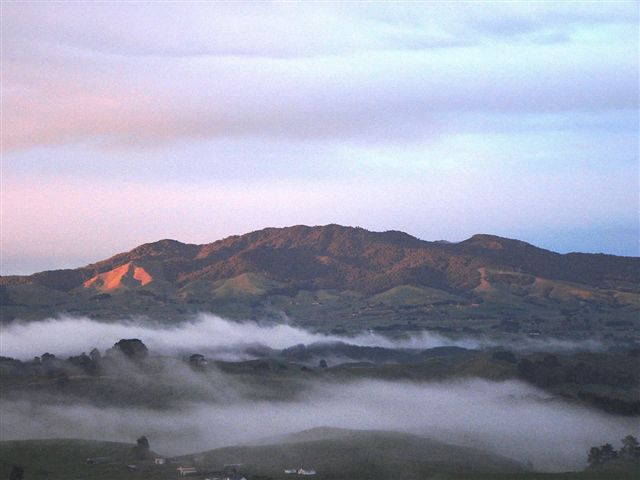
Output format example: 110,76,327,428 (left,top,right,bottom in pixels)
1,313,638,477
